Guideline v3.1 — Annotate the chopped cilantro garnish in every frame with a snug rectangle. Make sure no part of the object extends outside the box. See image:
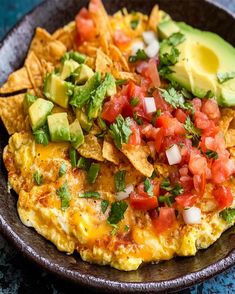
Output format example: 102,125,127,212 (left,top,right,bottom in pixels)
79,191,101,199
33,124,50,146
167,32,186,47
219,208,235,223
128,49,148,63
69,147,77,168
130,19,139,30
160,87,193,111
144,178,154,197
159,66,174,78
114,170,126,192
160,46,180,66
160,180,184,203
33,171,43,186
184,117,201,144
124,225,129,232
101,200,109,213
109,115,132,149
56,182,70,211
115,79,128,86
130,97,139,107
205,150,218,160
77,157,91,171
158,195,174,207
217,72,235,84
107,201,128,225
58,163,67,178
171,183,184,196
87,163,100,184
160,178,171,190
133,112,143,125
